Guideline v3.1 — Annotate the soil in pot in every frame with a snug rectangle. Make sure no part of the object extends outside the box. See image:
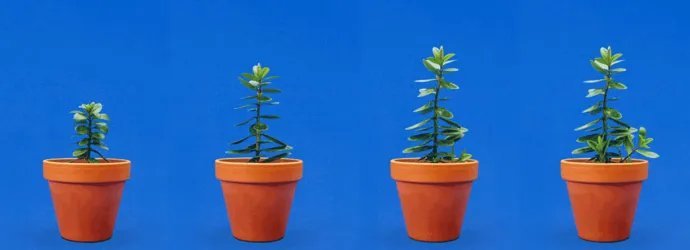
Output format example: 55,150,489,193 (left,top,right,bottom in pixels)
215,158,303,242
561,158,648,242
390,158,479,242
43,158,131,242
